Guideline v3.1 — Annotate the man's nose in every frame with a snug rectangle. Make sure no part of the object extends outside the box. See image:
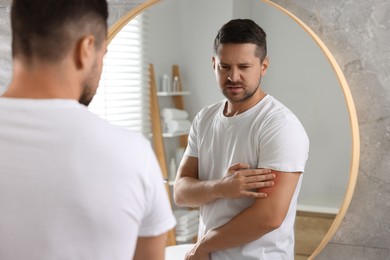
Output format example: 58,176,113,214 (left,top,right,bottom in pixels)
228,68,240,82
